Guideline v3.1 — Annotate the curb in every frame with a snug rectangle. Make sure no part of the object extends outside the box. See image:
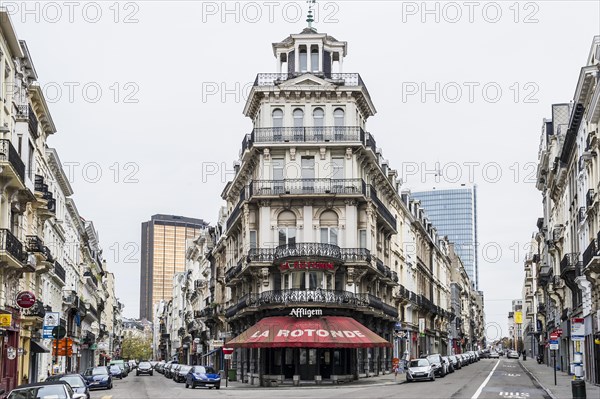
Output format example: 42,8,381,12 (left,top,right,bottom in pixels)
222,379,405,390
518,360,557,399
